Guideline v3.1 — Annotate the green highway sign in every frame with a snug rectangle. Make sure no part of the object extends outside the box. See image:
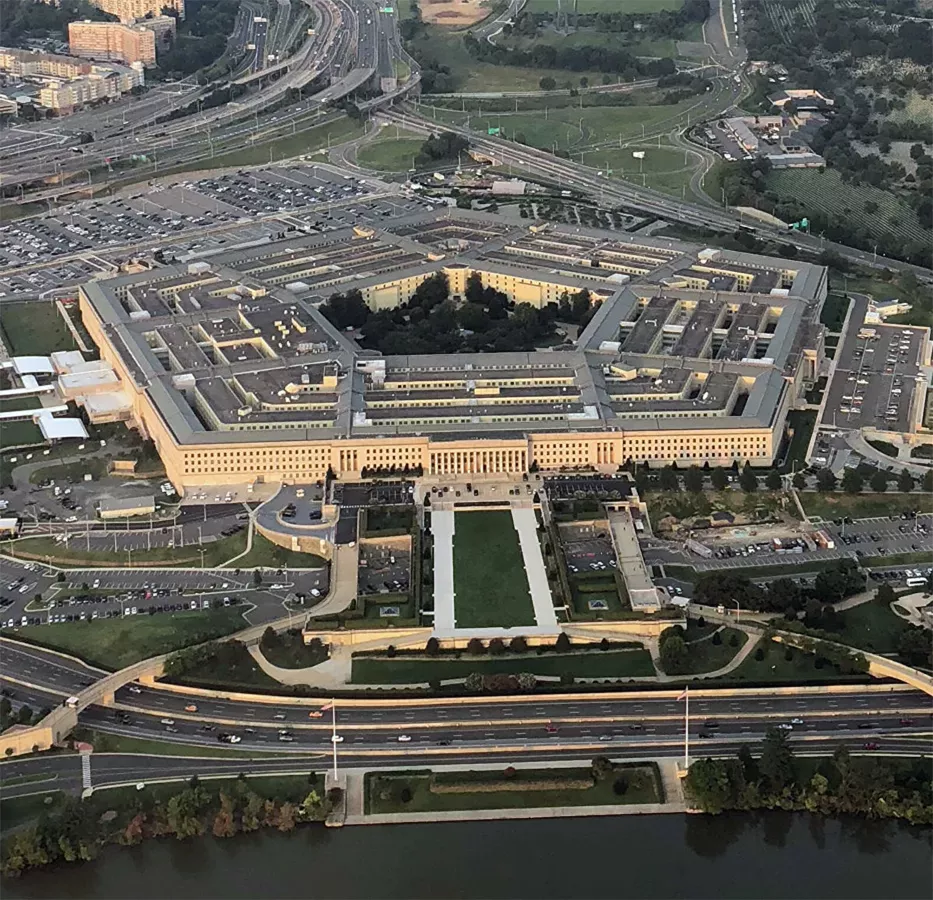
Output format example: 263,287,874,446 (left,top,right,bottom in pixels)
487,127,500,135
